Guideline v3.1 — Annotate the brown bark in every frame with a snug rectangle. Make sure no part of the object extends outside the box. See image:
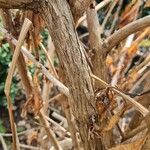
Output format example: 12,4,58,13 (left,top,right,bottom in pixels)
0,0,39,9
68,0,94,23
1,1,150,149
86,6,113,148
106,15,150,53
0,0,94,23
39,0,100,149
86,4,108,88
